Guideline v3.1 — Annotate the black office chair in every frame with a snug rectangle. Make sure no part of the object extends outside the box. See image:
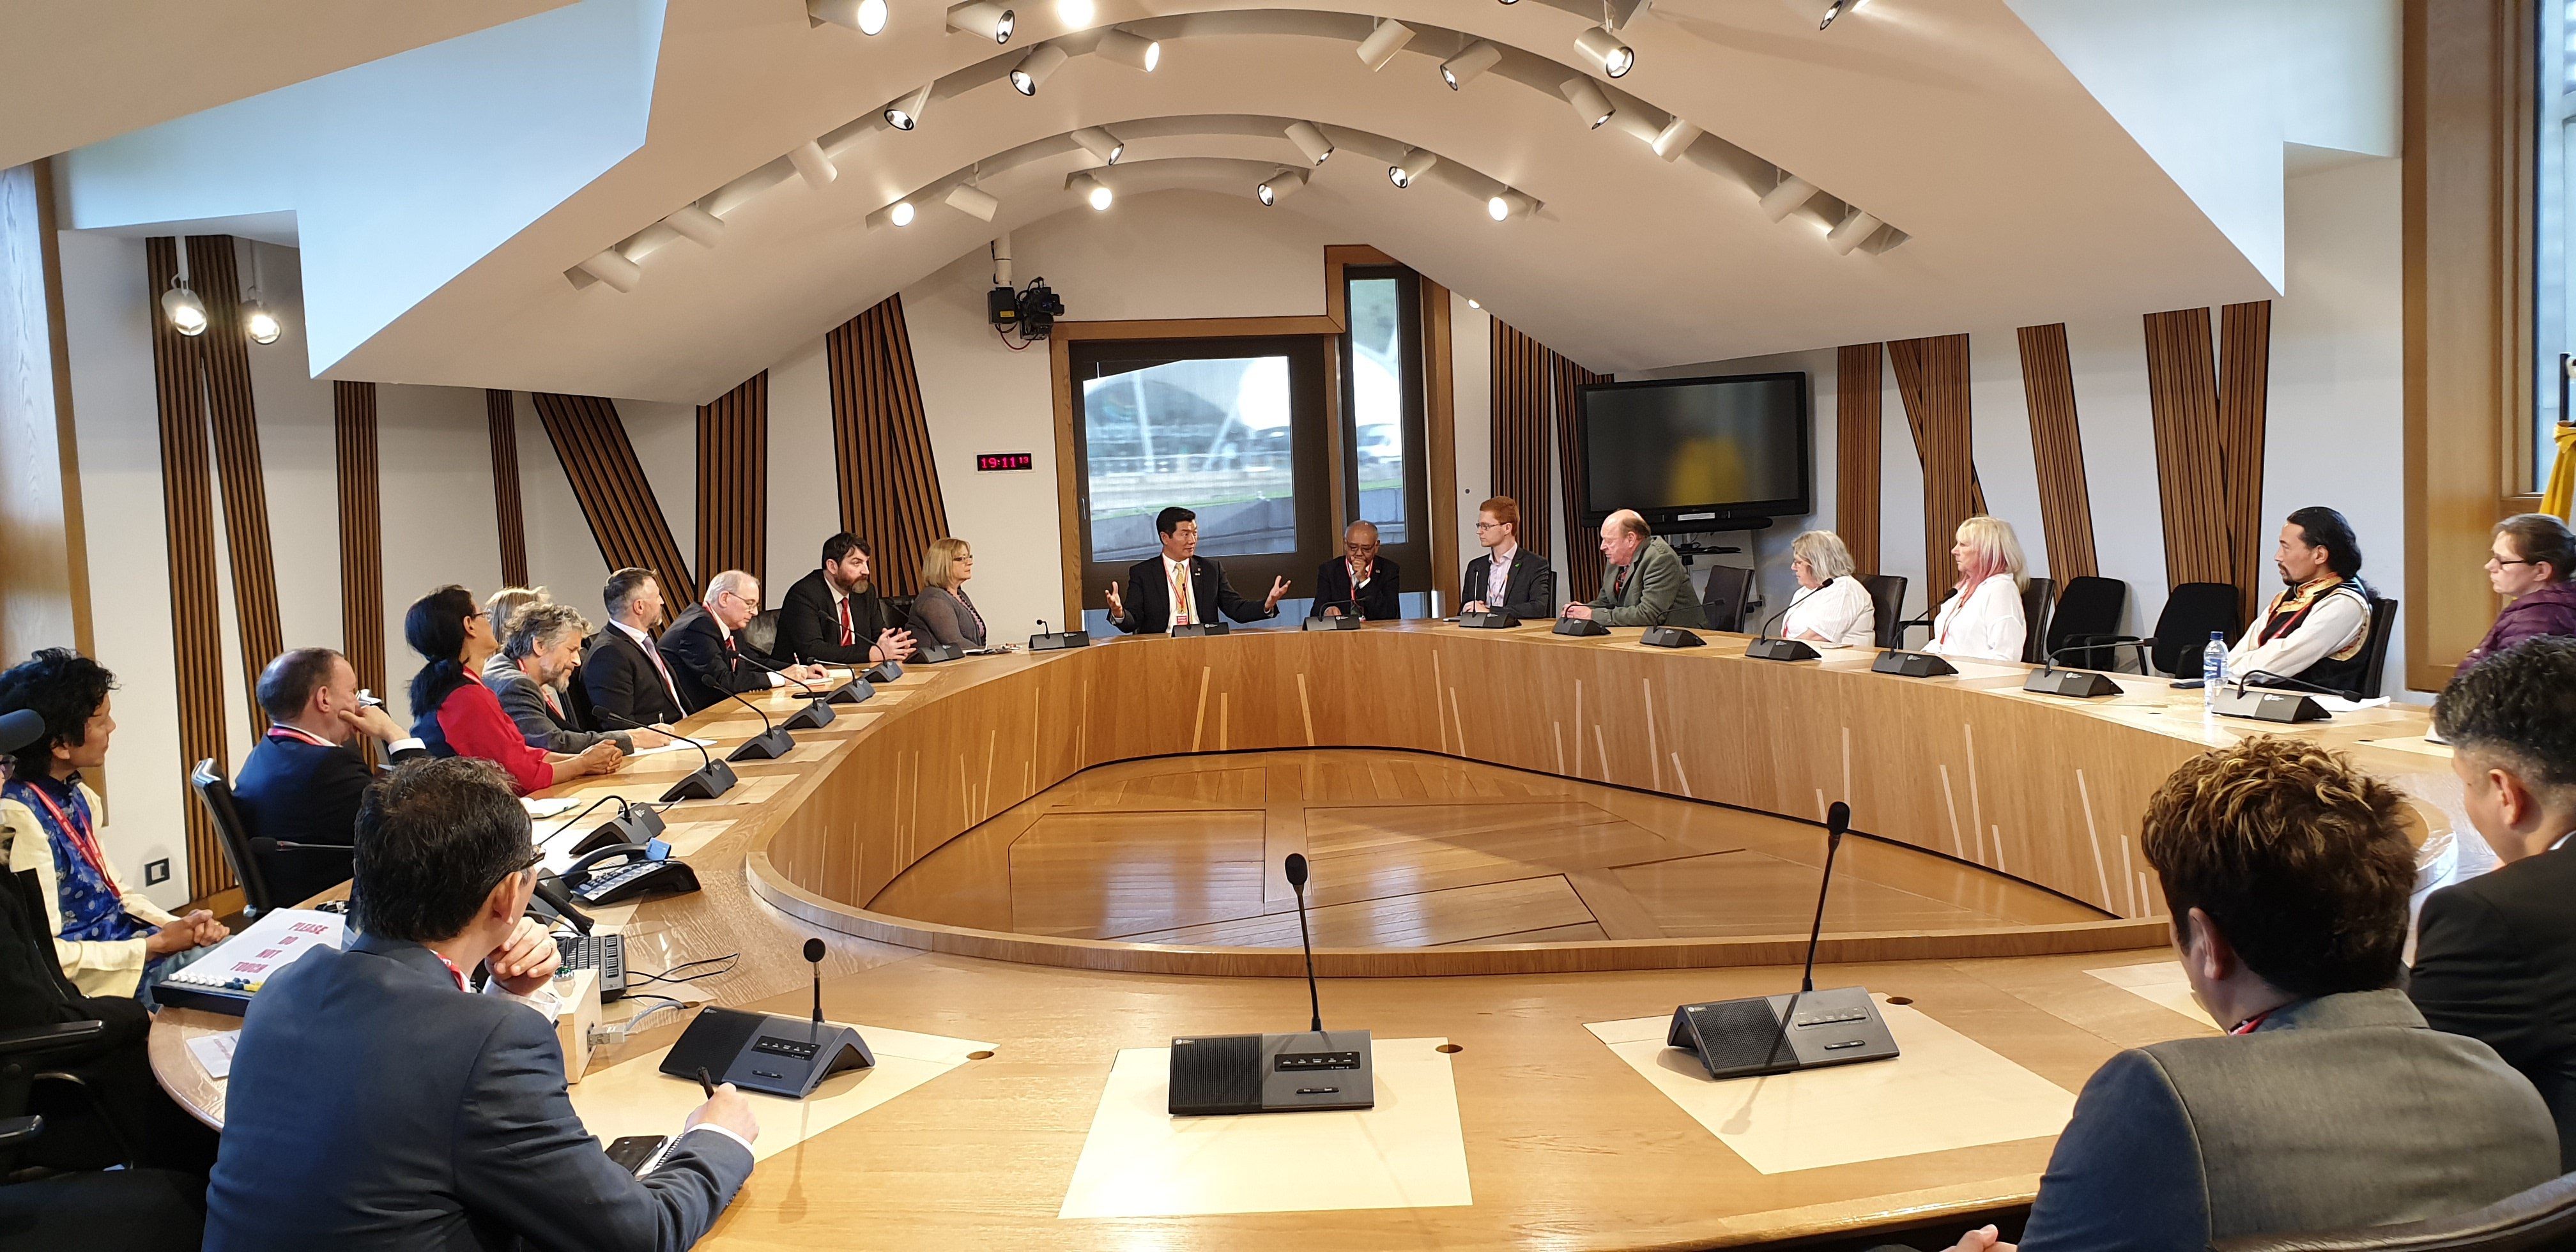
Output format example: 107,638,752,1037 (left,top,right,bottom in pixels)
2214,1172,2576,1252
2017,576,2058,664
742,608,782,657
1698,566,1755,633
0,1067,201,1252
1860,575,1907,649
188,759,346,919
2092,581,2241,676
2046,576,2129,669
883,595,915,634
2354,595,2400,699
